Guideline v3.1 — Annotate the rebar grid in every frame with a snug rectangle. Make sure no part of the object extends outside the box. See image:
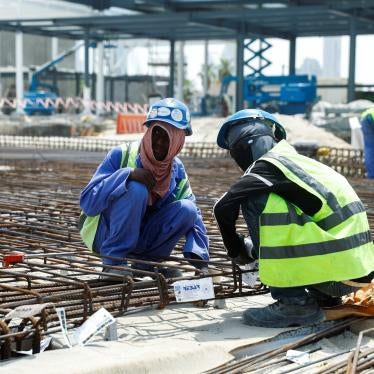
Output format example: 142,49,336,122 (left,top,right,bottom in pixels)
0,156,374,362
0,136,367,178
0,158,265,358
316,148,365,178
